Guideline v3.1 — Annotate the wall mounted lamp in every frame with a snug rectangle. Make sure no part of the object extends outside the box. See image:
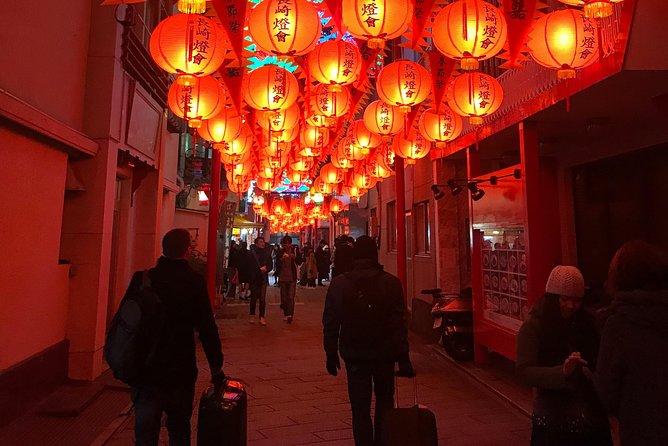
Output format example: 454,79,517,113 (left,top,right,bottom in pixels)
431,169,522,201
